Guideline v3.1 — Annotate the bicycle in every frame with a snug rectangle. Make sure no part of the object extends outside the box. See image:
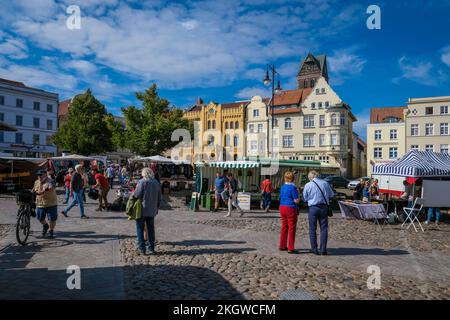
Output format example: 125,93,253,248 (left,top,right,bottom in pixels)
15,189,36,246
